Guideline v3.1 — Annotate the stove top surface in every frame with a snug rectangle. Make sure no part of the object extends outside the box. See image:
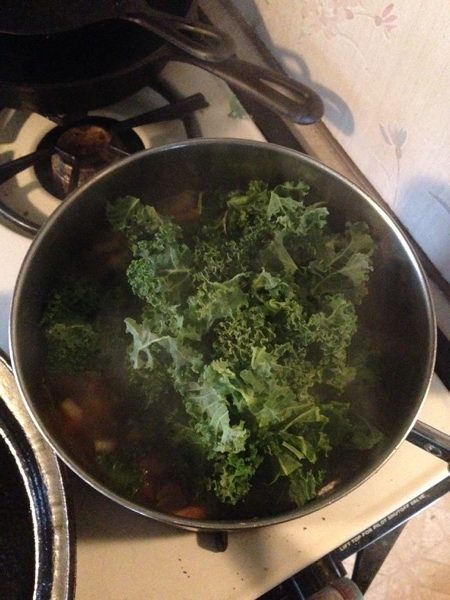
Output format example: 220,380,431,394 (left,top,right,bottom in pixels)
0,56,448,600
